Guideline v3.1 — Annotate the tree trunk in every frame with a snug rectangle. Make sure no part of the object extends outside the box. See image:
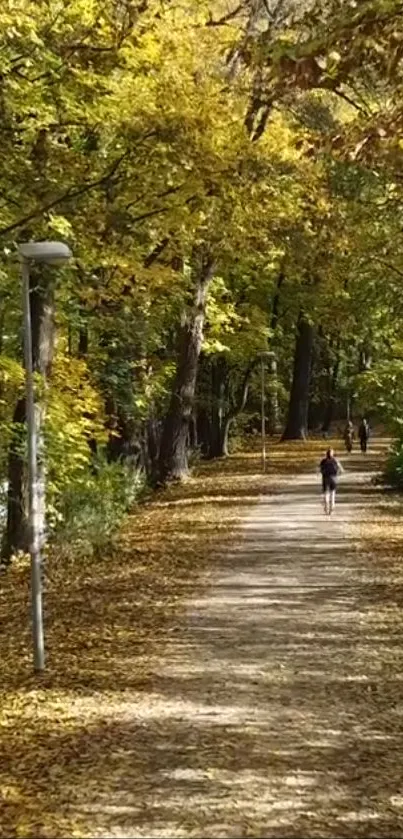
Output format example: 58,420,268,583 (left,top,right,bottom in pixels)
158,251,216,483
78,320,88,357
209,357,227,459
0,304,5,405
31,277,56,550
189,413,198,449
266,269,284,434
208,414,232,459
358,346,372,372
206,415,232,460
307,336,322,431
144,415,160,482
321,351,340,434
282,313,315,440
208,360,256,459
1,398,28,561
1,272,56,562
220,415,232,458
196,408,211,458
266,357,280,434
